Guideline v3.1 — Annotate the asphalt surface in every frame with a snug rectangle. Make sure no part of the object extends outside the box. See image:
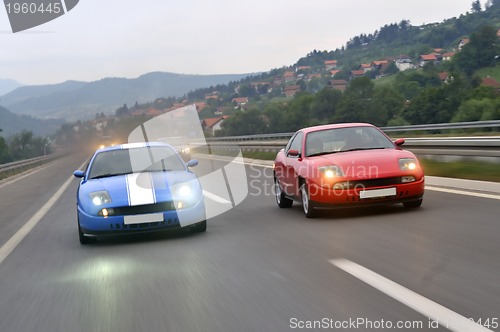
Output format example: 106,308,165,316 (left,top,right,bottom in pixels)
0,152,499,332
